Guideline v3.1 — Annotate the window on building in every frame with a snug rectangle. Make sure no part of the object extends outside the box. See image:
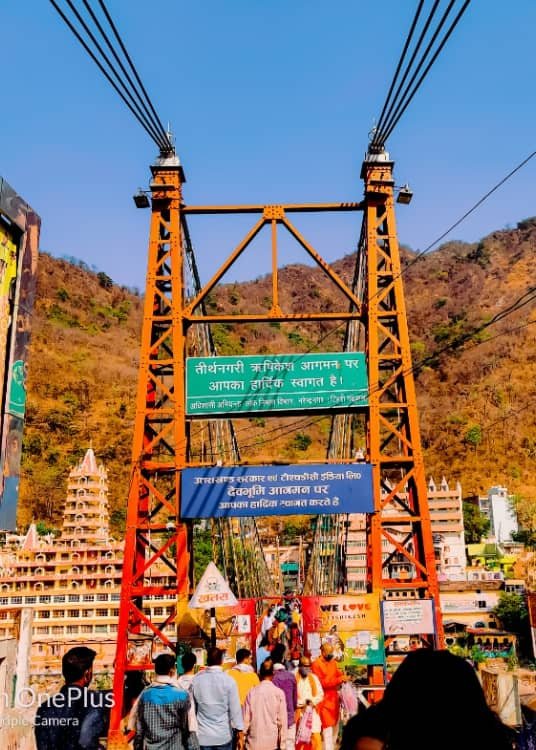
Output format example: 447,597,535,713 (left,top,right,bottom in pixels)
95,625,107,633
96,609,108,617
68,610,80,618
97,594,108,602
83,595,95,602
477,600,487,609
53,596,65,603
68,595,80,603
81,625,93,634
38,610,50,619
66,625,79,634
